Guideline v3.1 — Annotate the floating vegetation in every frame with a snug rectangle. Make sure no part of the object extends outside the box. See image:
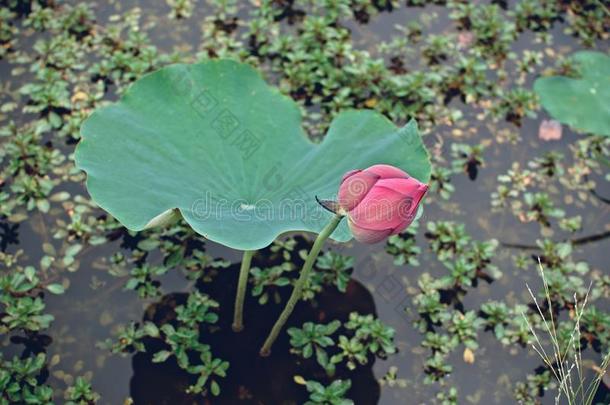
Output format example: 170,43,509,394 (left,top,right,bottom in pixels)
0,1,608,404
